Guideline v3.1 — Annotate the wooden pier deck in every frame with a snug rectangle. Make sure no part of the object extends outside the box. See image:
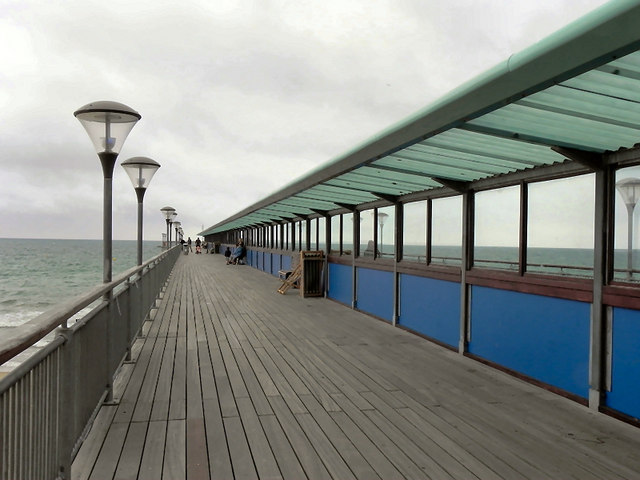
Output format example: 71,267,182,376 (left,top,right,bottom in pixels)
72,253,640,480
